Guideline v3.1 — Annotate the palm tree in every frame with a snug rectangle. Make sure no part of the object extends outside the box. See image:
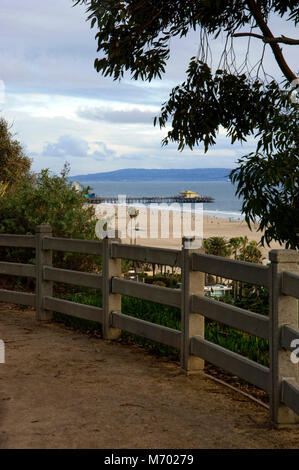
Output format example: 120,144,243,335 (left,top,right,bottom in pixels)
204,237,231,283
